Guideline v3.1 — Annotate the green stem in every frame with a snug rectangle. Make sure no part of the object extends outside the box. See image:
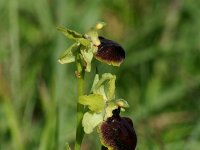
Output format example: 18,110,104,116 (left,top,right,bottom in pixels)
75,54,85,150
